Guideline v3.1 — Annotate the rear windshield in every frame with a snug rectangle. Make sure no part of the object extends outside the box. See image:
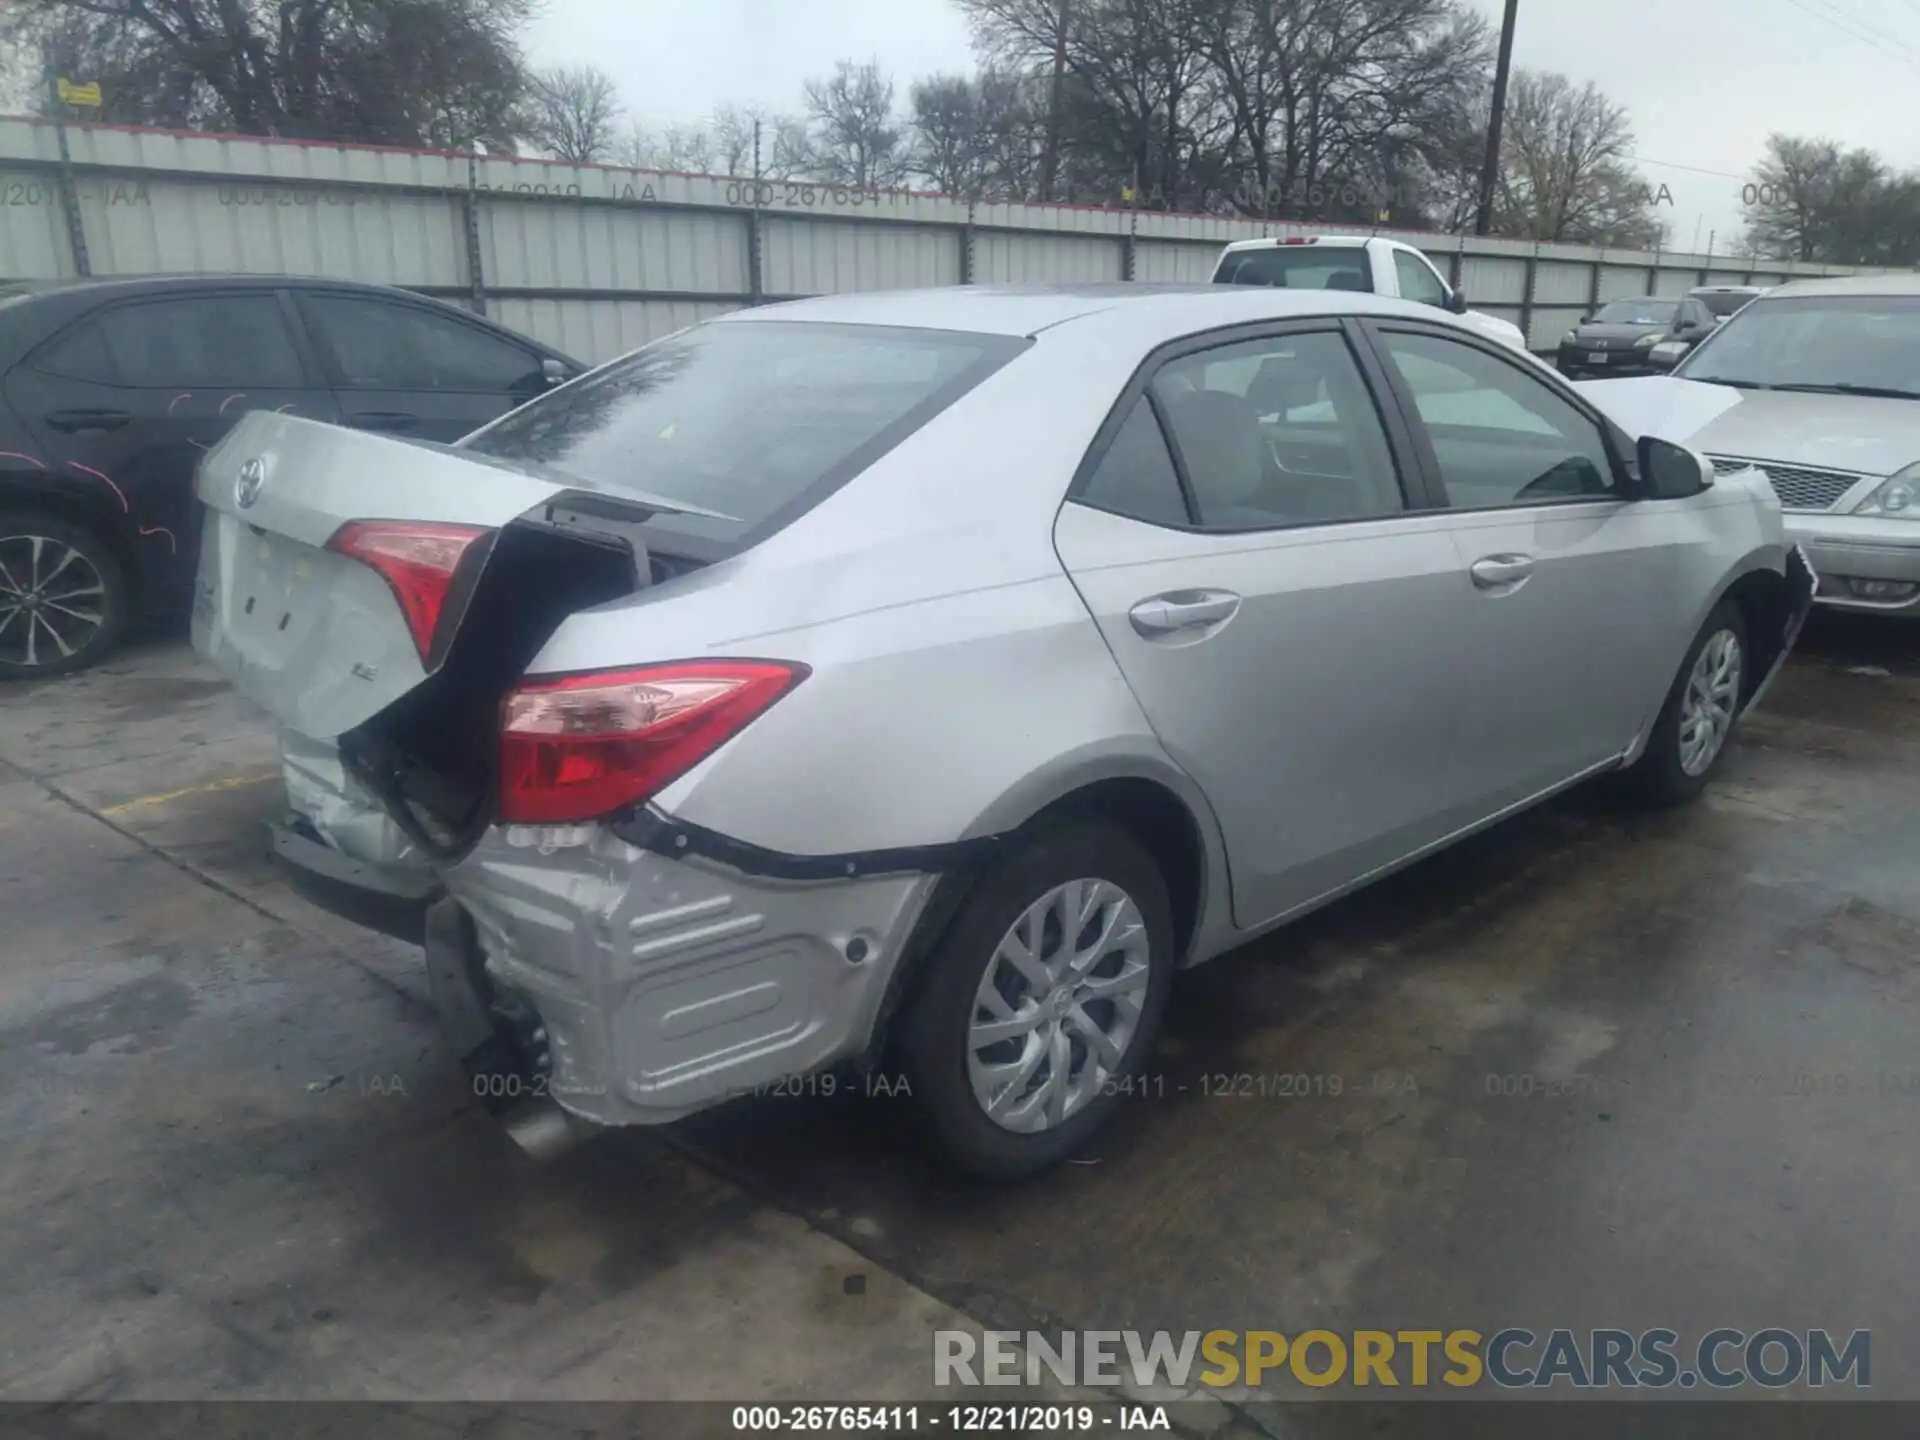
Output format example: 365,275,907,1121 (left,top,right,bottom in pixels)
1694,290,1757,317
1594,299,1679,325
461,319,1026,546
1212,247,1372,292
